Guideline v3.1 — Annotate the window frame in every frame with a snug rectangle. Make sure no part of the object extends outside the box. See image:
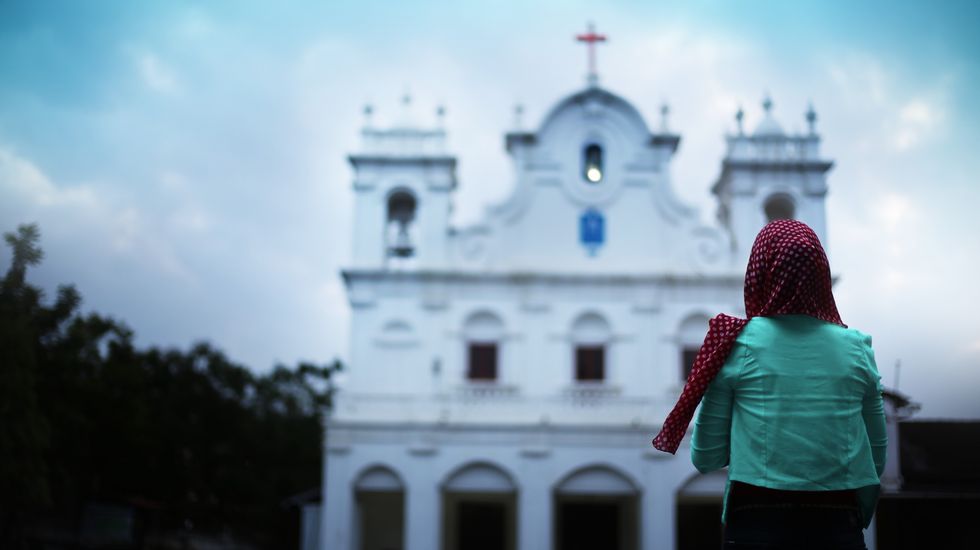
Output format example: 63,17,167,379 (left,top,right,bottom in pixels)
575,345,606,382
467,342,499,382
